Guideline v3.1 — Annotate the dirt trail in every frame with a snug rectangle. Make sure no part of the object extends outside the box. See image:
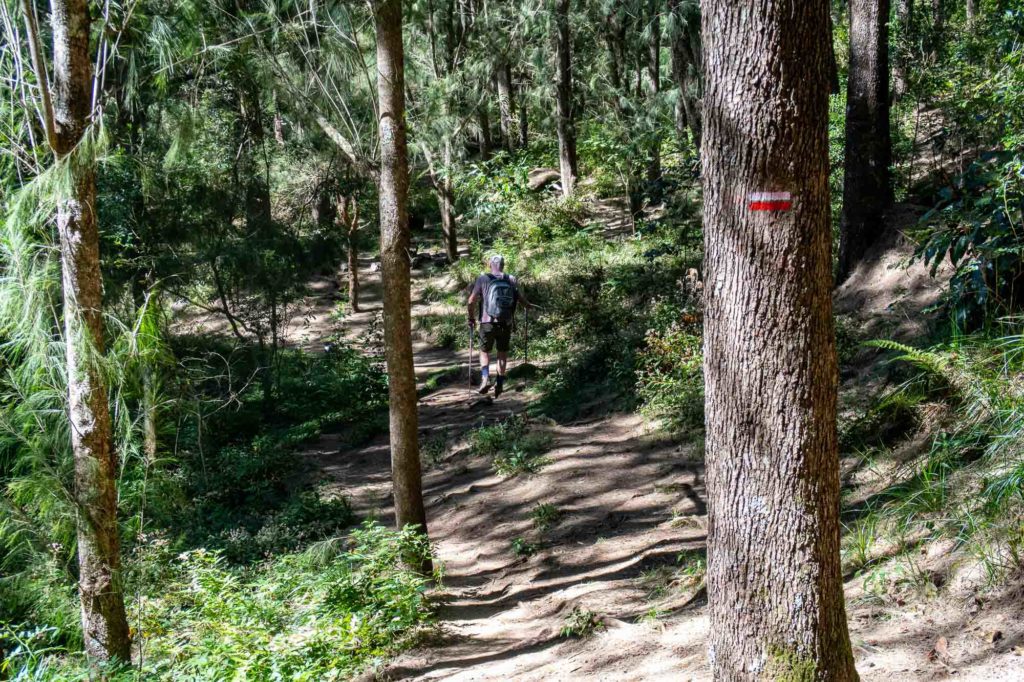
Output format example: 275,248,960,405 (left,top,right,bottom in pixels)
308,235,1023,681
